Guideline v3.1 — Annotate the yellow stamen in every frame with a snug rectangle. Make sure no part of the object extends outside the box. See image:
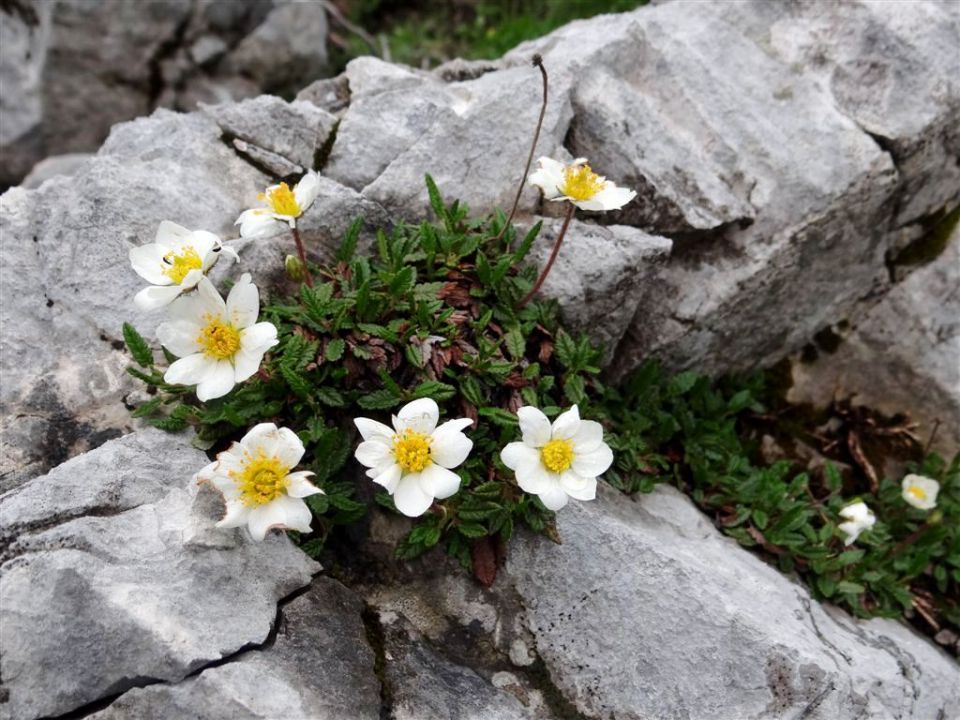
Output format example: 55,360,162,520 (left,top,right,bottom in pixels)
908,486,927,500
259,182,301,217
560,164,604,202
197,314,241,360
541,438,574,473
162,246,203,284
393,429,431,473
231,452,289,506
